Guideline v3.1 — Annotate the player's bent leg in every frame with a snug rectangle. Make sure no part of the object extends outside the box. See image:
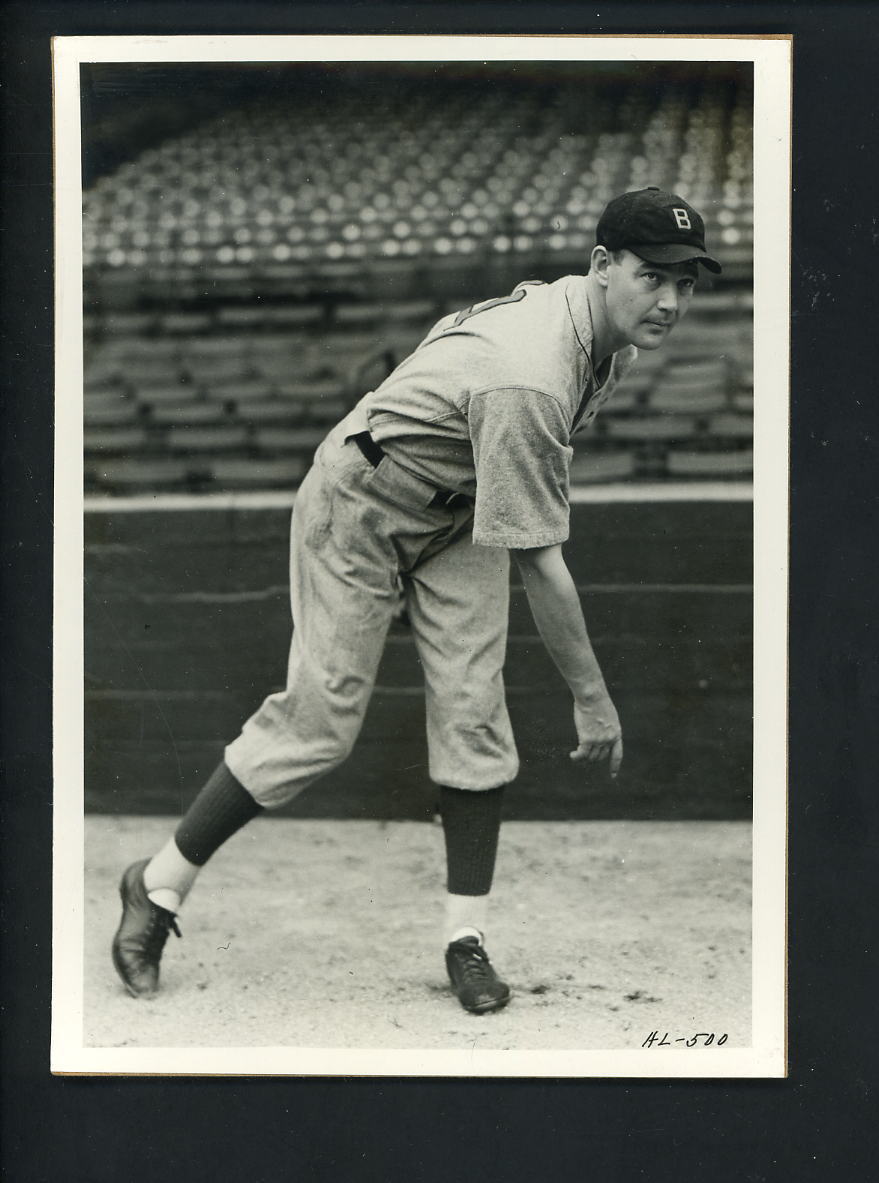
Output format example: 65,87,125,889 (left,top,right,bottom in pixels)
111,655,380,999
222,596,393,808
112,443,401,997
